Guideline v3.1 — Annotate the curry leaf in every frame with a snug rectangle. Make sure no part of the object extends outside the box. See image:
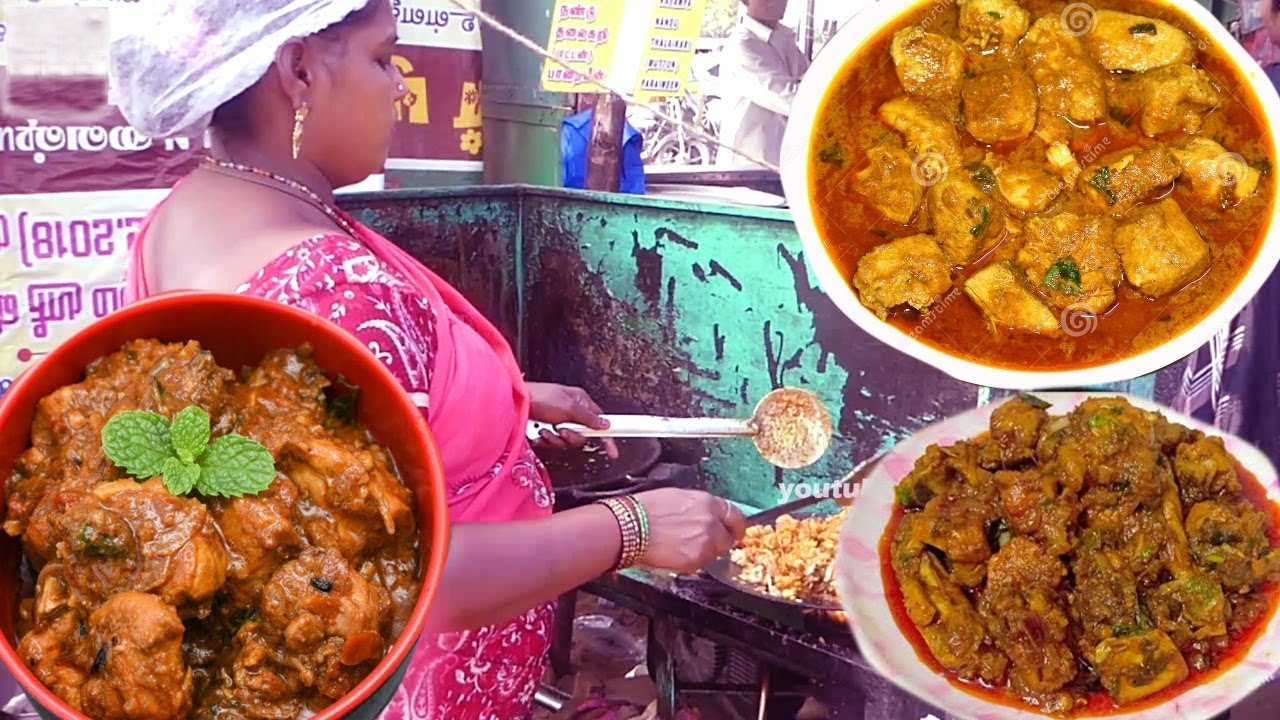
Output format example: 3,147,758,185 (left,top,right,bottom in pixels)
1129,23,1157,35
